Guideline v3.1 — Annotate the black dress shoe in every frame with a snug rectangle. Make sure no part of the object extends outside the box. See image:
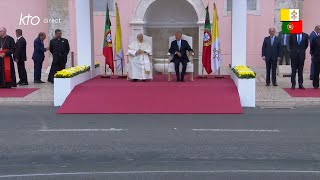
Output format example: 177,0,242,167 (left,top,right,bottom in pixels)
299,85,305,90
273,83,278,86
314,86,319,89
35,80,45,83
181,79,185,82
176,79,181,82
266,83,270,86
291,86,295,90
18,81,22,85
19,82,29,86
